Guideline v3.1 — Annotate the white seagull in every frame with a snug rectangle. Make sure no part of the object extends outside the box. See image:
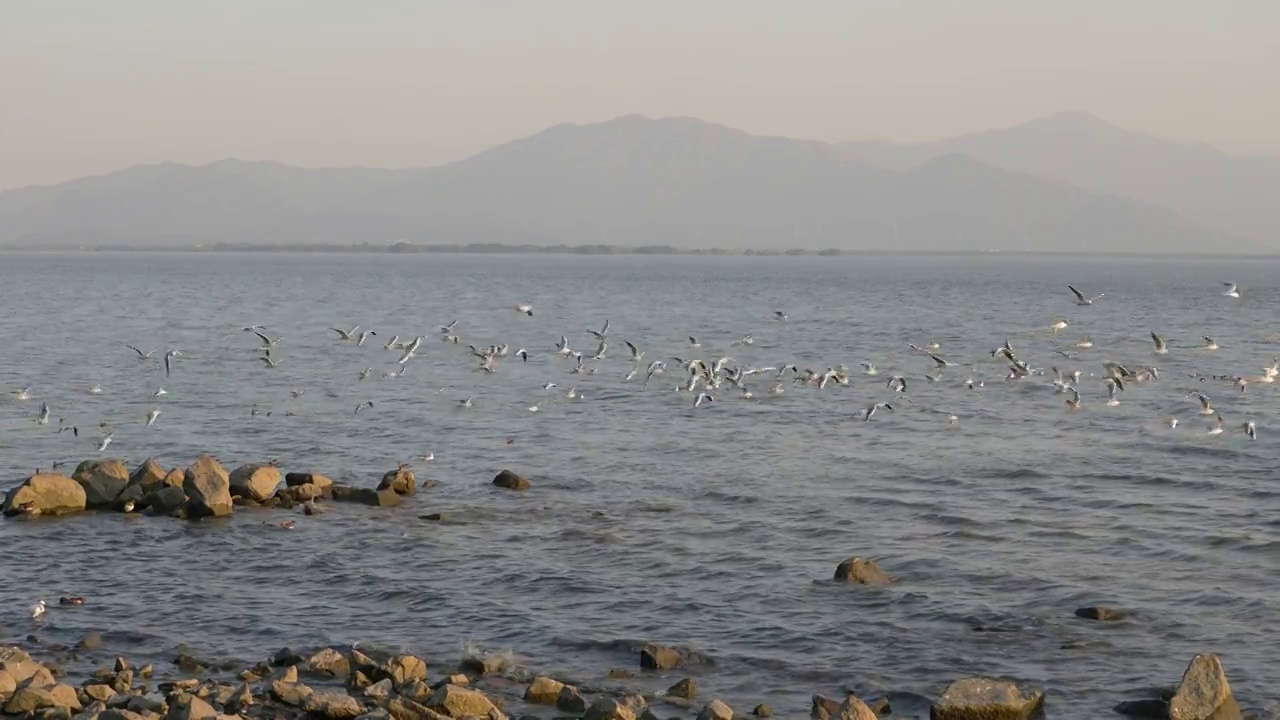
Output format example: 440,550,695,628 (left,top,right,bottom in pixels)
37,402,50,425
146,409,161,427
31,600,46,619
1067,285,1104,305
163,349,183,377
98,434,113,453
331,325,361,340
1151,332,1168,354
1222,283,1240,299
